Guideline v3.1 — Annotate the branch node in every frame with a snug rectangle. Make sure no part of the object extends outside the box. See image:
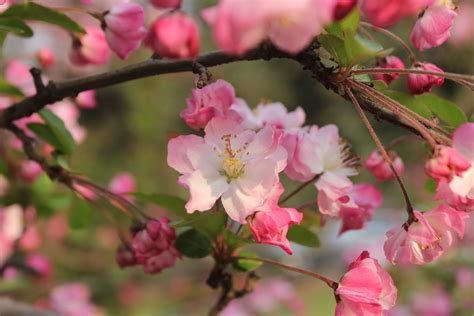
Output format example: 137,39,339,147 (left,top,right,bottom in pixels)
29,68,46,93
192,62,212,88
